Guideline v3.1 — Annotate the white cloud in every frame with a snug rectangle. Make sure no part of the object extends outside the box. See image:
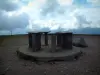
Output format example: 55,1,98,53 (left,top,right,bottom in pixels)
0,0,100,35
58,0,73,6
